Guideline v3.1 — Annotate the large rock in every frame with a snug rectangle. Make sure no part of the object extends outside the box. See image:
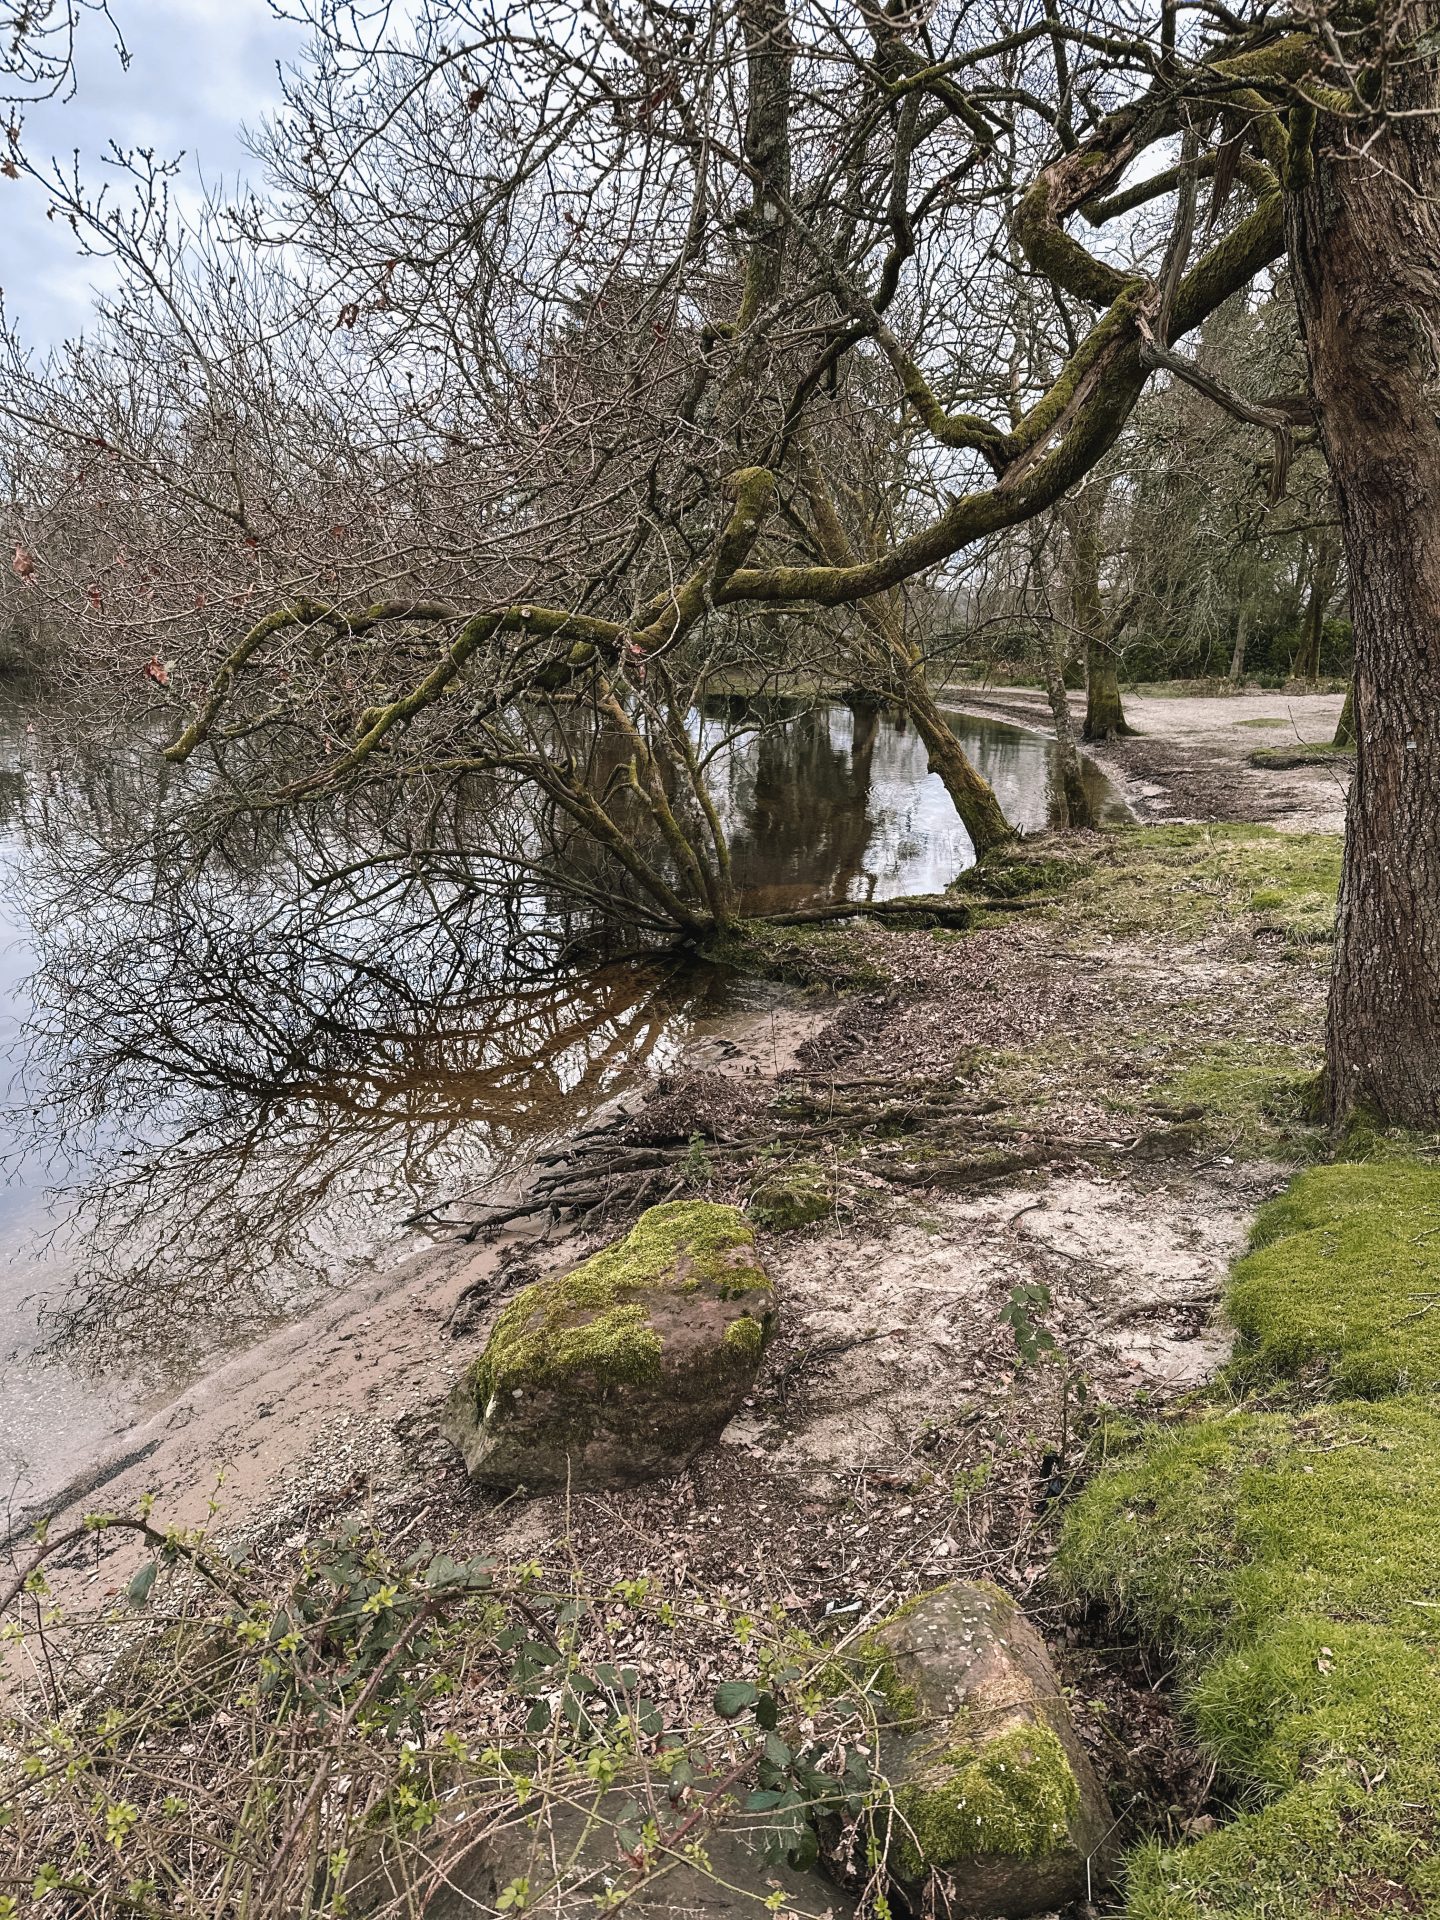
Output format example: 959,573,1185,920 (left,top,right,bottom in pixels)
443,1202,776,1489
846,1582,1113,1917
346,1776,855,1918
